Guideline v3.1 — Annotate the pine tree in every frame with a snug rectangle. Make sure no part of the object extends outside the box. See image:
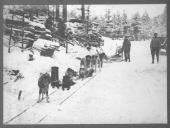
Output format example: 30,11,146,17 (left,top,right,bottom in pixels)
131,12,141,40
69,10,77,19
141,11,150,24
140,11,151,39
115,12,122,36
122,10,127,24
122,10,128,35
